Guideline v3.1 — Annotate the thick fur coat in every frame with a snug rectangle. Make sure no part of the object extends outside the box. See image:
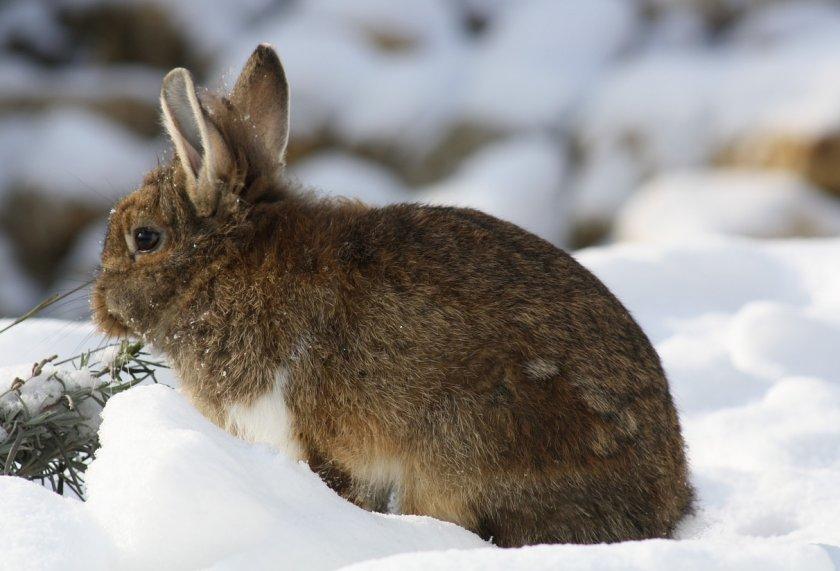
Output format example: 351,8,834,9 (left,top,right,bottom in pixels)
93,45,694,547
